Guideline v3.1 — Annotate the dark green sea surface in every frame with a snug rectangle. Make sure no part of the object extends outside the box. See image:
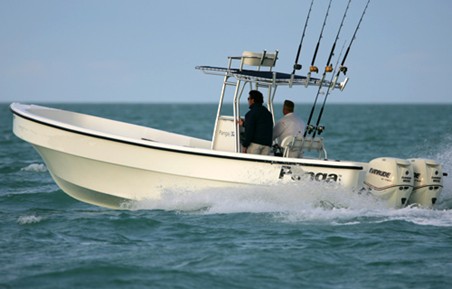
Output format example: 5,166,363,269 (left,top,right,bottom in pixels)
1,103,452,289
